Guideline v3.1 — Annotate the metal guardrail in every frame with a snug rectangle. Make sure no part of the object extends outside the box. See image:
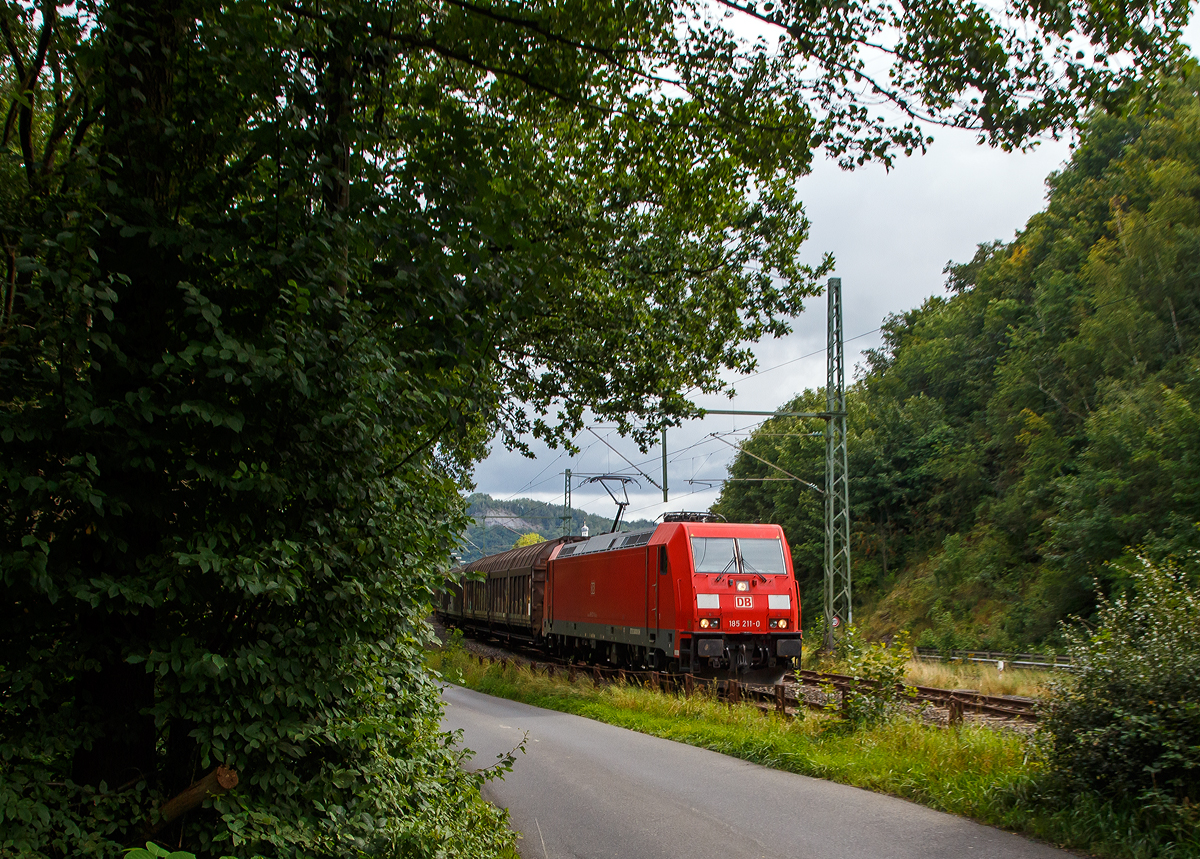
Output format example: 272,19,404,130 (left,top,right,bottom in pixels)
914,647,1072,671
470,655,1041,725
